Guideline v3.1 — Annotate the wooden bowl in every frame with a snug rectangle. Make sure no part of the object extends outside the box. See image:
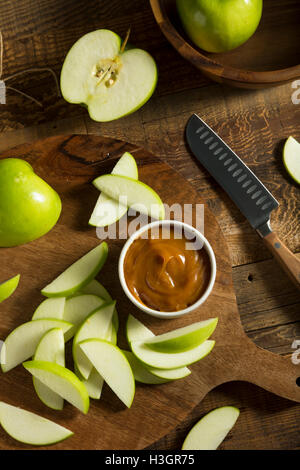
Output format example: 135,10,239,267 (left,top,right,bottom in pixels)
150,0,300,89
